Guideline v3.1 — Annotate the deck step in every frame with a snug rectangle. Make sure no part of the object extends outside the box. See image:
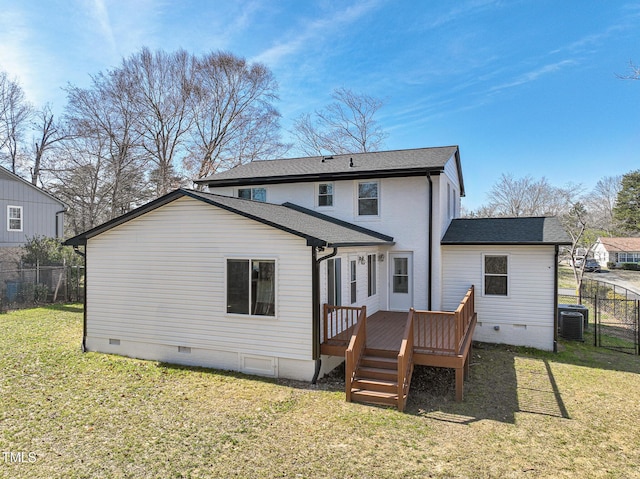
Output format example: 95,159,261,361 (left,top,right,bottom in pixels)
351,389,404,407
364,348,399,359
352,378,397,394
355,366,397,381
360,355,397,370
